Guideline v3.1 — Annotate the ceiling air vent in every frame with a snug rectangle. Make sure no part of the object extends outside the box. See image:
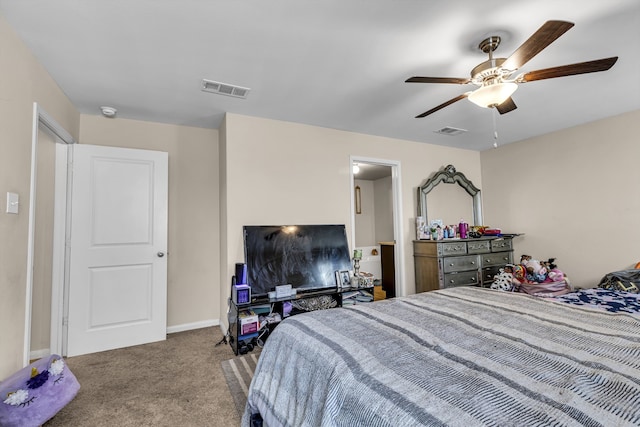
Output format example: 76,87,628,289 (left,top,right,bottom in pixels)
434,126,467,136
201,79,250,99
